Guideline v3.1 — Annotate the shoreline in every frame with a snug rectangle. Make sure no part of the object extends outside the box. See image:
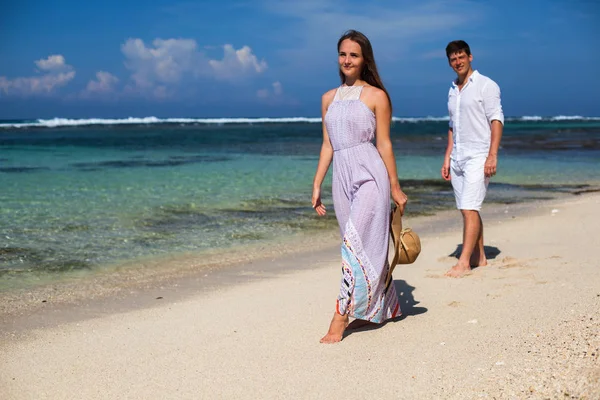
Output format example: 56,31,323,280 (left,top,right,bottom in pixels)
0,227,341,320
0,190,584,329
